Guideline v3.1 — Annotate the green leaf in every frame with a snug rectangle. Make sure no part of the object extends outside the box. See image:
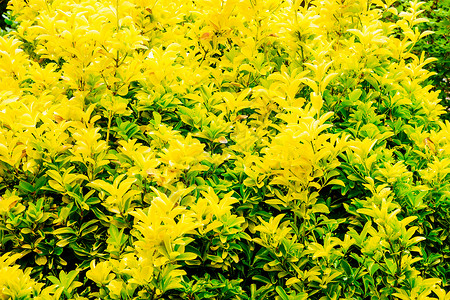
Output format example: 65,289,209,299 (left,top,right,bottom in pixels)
275,286,289,300
252,275,272,285
80,220,98,235
53,227,77,236
348,89,362,102
19,181,35,193
311,203,330,214
175,252,198,261
341,260,353,277
47,275,60,285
